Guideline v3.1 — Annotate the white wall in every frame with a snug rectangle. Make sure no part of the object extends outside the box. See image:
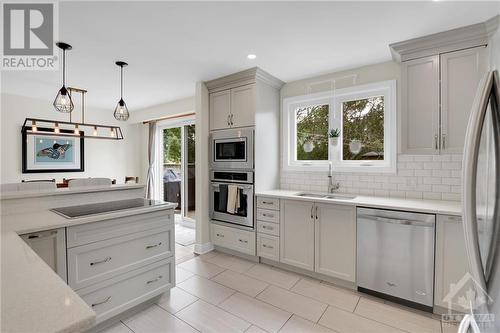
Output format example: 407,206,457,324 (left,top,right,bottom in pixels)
280,61,462,201
0,93,142,184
